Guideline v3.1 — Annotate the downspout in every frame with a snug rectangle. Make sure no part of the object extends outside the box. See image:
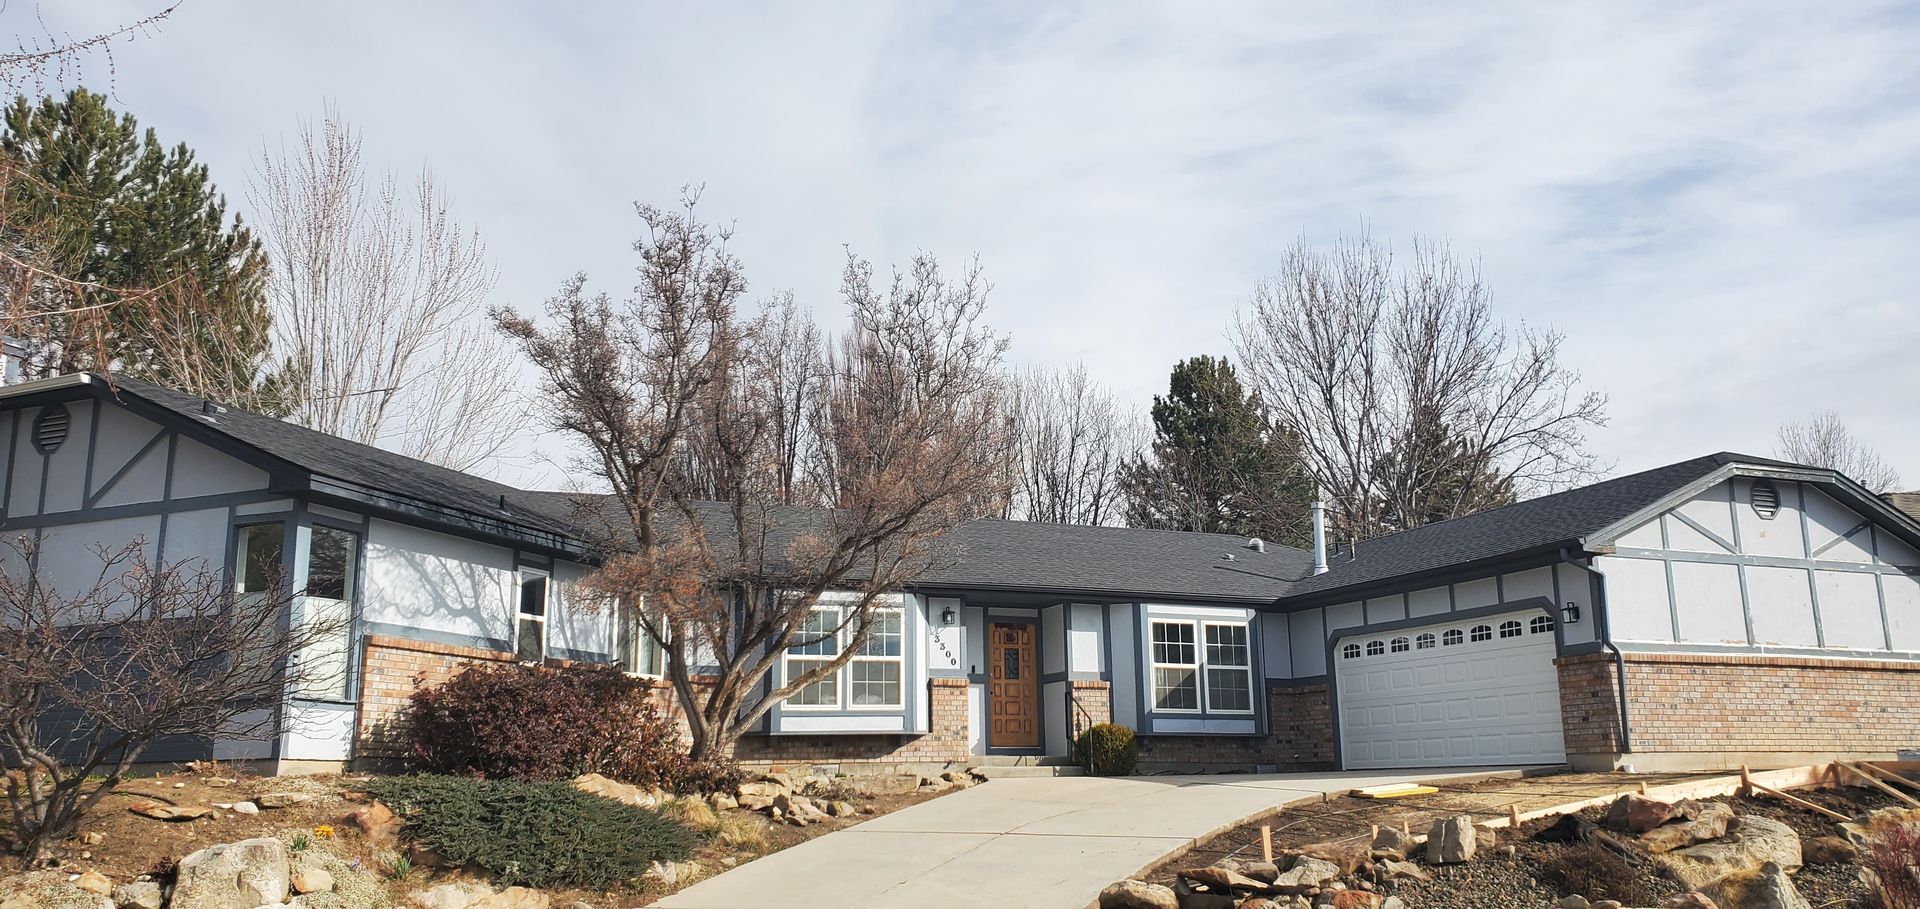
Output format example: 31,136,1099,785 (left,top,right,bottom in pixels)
1565,547,1632,755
